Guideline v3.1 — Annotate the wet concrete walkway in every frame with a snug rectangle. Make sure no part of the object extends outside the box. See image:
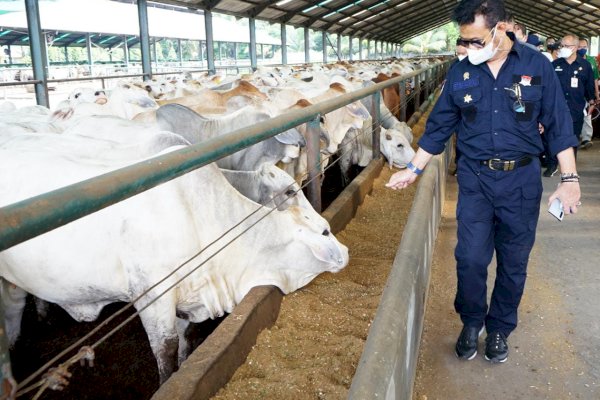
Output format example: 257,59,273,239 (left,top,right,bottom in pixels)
413,147,600,400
